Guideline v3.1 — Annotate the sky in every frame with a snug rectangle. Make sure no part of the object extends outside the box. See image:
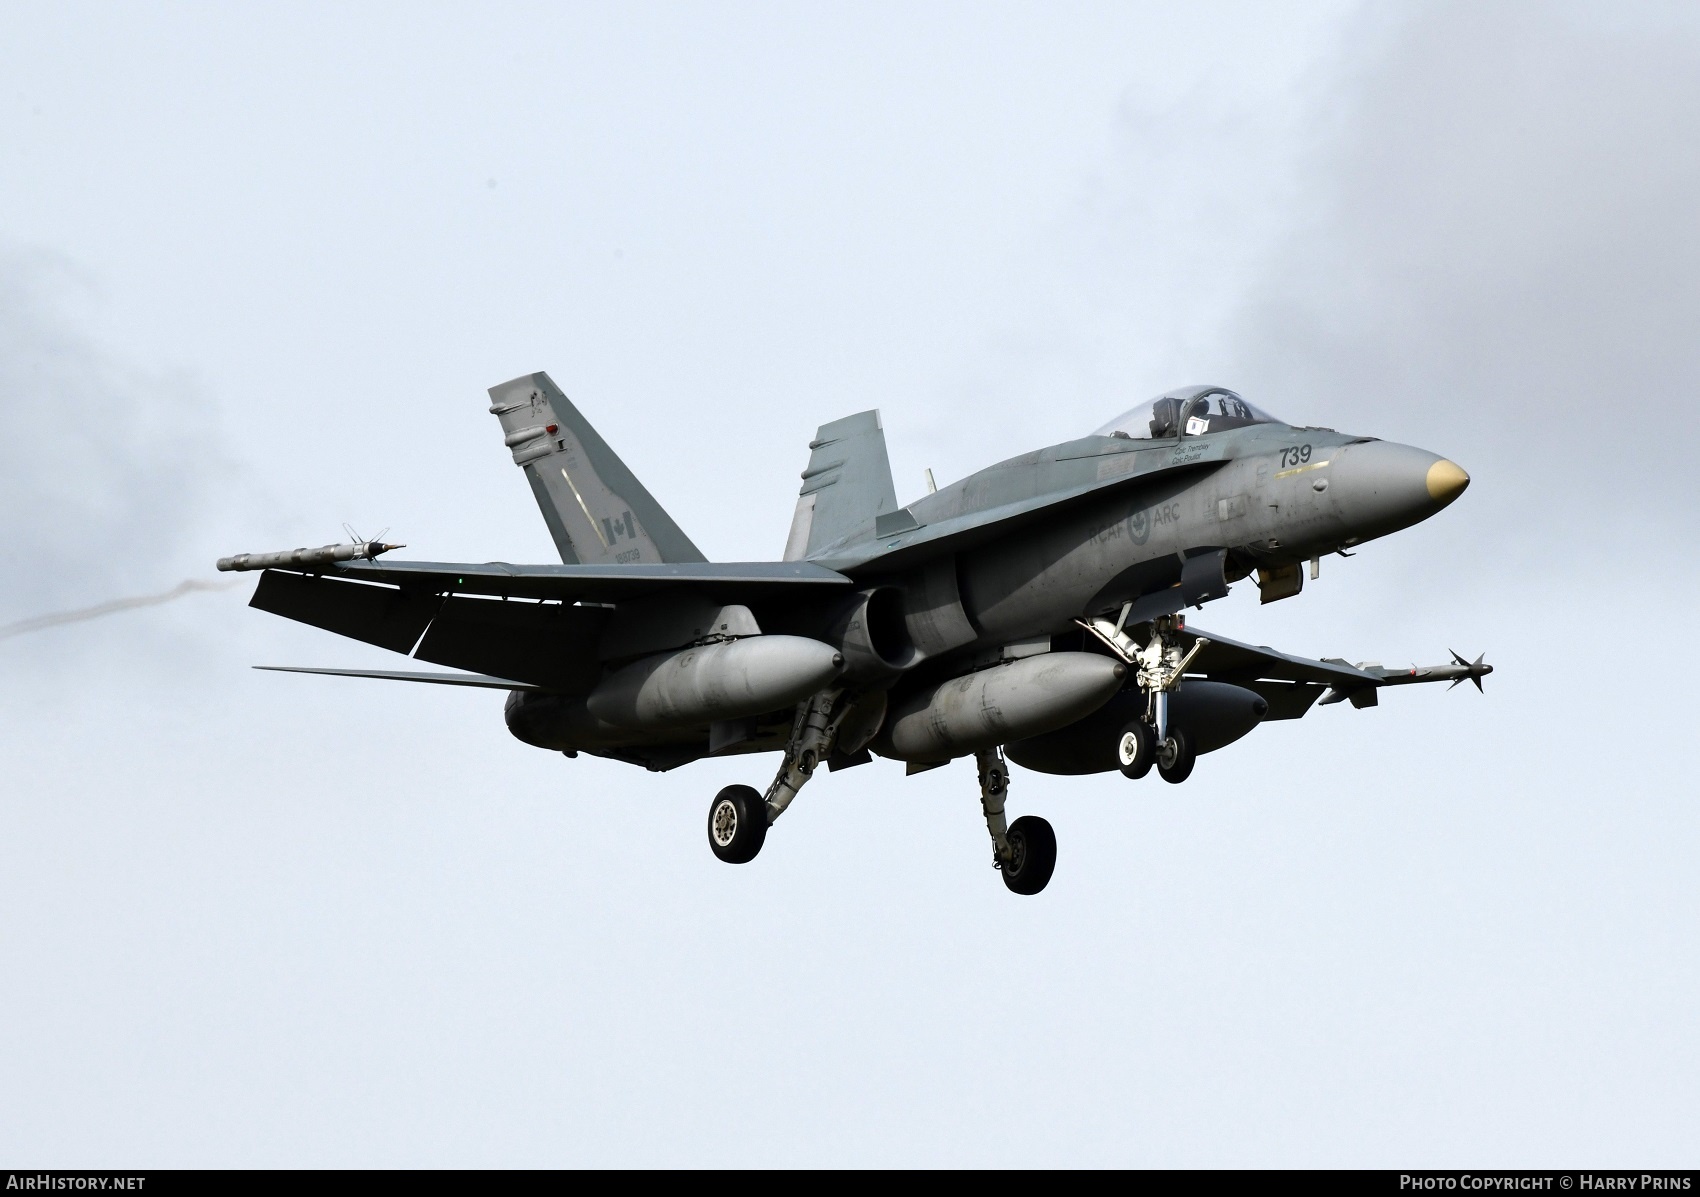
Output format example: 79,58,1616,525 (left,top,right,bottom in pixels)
1,0,1696,1167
